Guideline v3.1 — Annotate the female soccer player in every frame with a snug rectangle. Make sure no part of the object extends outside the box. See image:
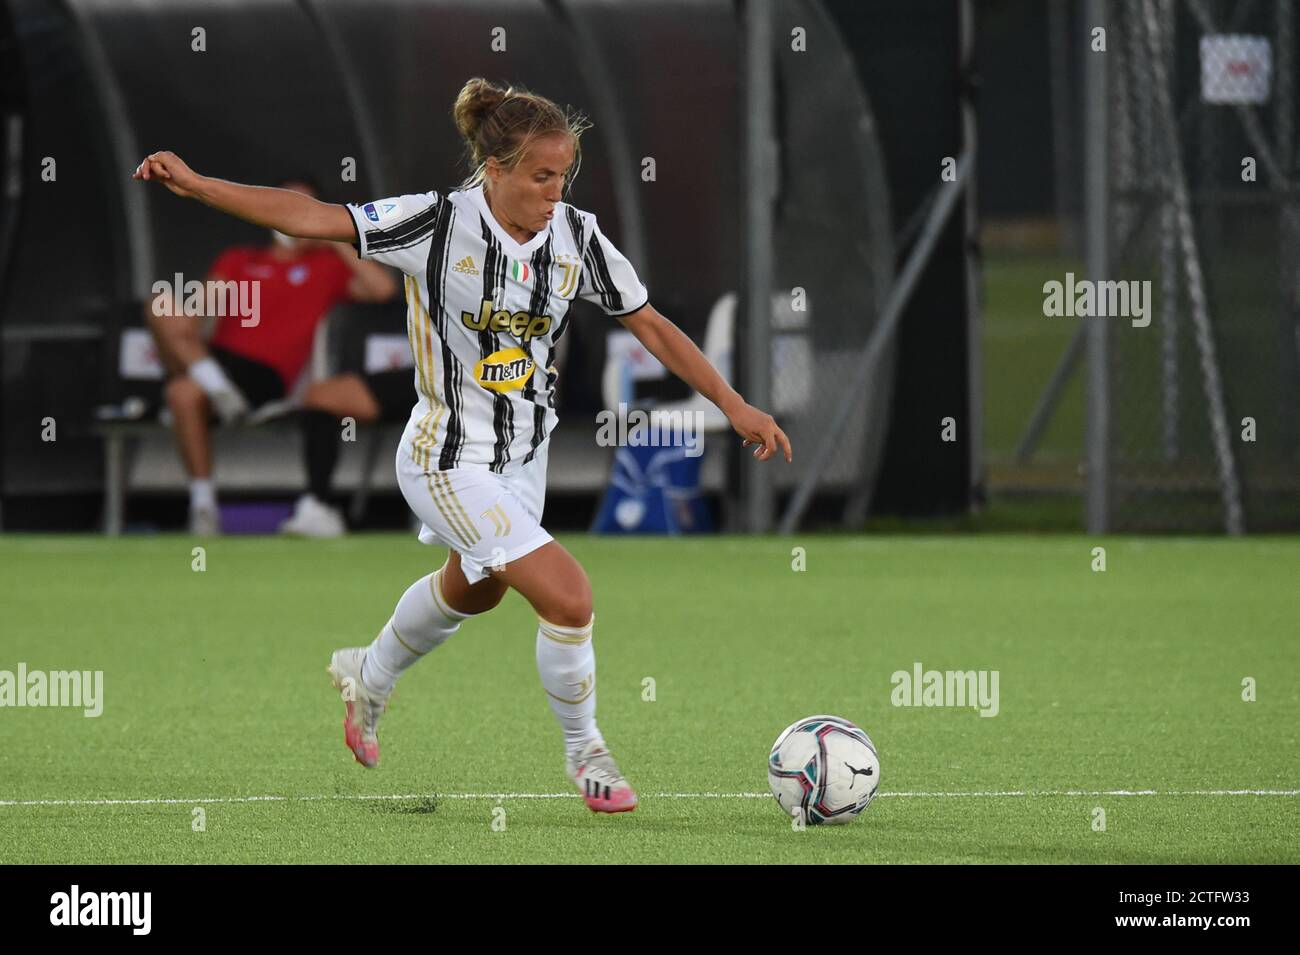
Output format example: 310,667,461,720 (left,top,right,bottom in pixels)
135,78,791,814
